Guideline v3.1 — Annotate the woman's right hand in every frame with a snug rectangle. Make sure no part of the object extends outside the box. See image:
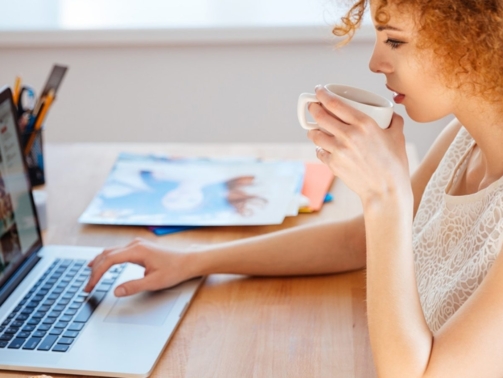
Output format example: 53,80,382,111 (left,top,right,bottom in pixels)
83,238,199,297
